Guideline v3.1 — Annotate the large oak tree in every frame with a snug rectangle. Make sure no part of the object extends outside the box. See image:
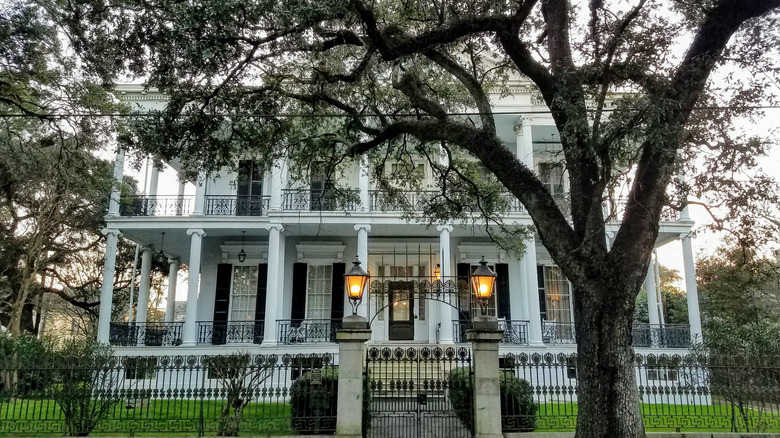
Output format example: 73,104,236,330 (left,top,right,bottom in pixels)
55,0,780,436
